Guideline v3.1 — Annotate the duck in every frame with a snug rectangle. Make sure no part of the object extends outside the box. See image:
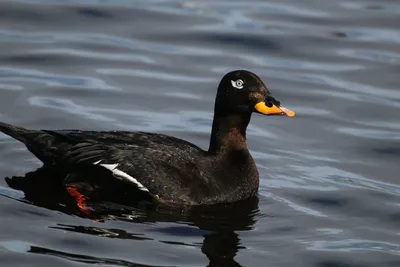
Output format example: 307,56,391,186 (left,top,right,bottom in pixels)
0,70,294,208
